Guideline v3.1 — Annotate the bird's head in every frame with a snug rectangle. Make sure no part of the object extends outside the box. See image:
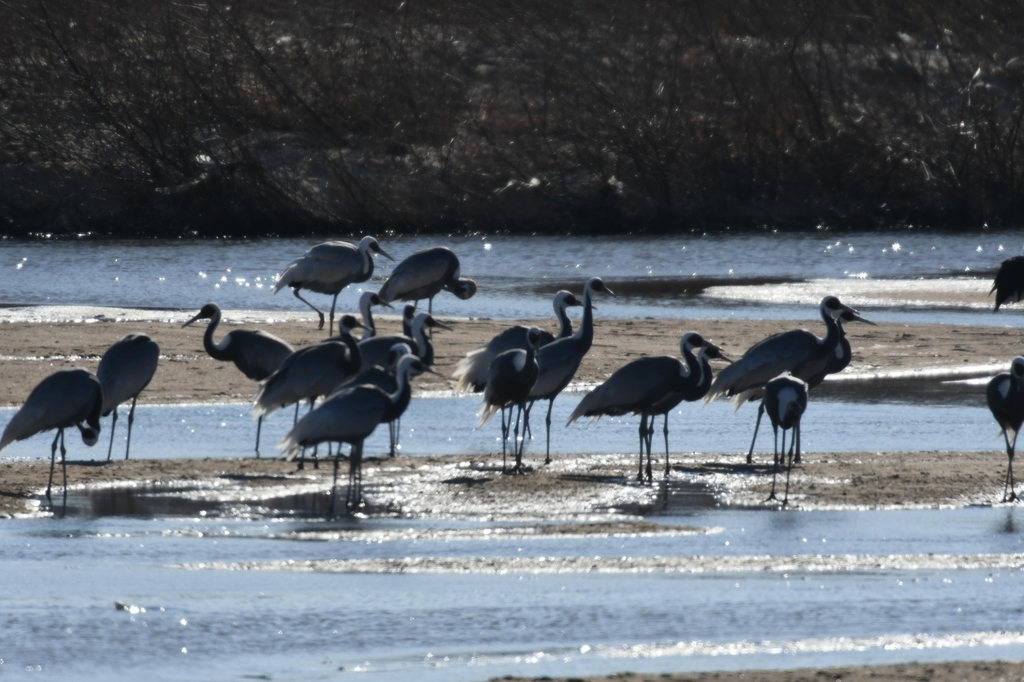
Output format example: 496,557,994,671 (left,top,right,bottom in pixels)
526,326,543,349
396,354,435,380
182,303,220,328
1012,357,1024,379
554,290,583,312
415,313,453,334
821,296,872,325
361,291,392,310
360,236,394,261
403,305,416,323
452,279,478,300
77,422,100,447
337,314,364,336
680,332,731,362
386,342,413,368
585,277,615,298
